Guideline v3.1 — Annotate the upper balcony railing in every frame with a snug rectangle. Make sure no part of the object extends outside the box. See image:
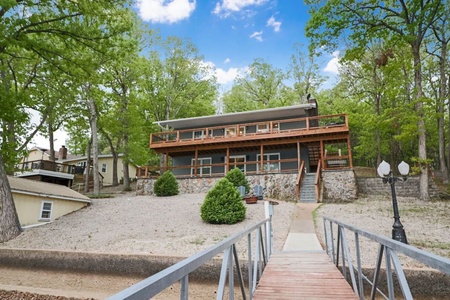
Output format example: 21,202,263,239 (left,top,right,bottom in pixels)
151,114,348,146
16,160,79,175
